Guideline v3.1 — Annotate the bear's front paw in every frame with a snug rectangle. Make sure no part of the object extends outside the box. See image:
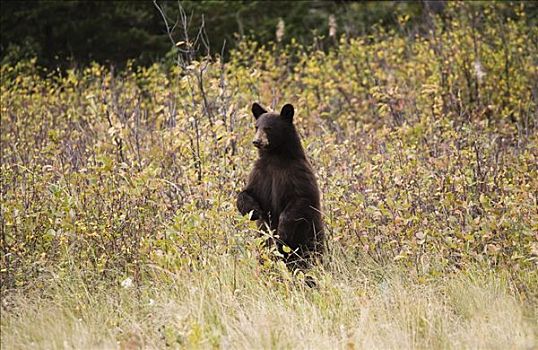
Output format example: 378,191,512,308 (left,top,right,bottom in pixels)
248,210,260,221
